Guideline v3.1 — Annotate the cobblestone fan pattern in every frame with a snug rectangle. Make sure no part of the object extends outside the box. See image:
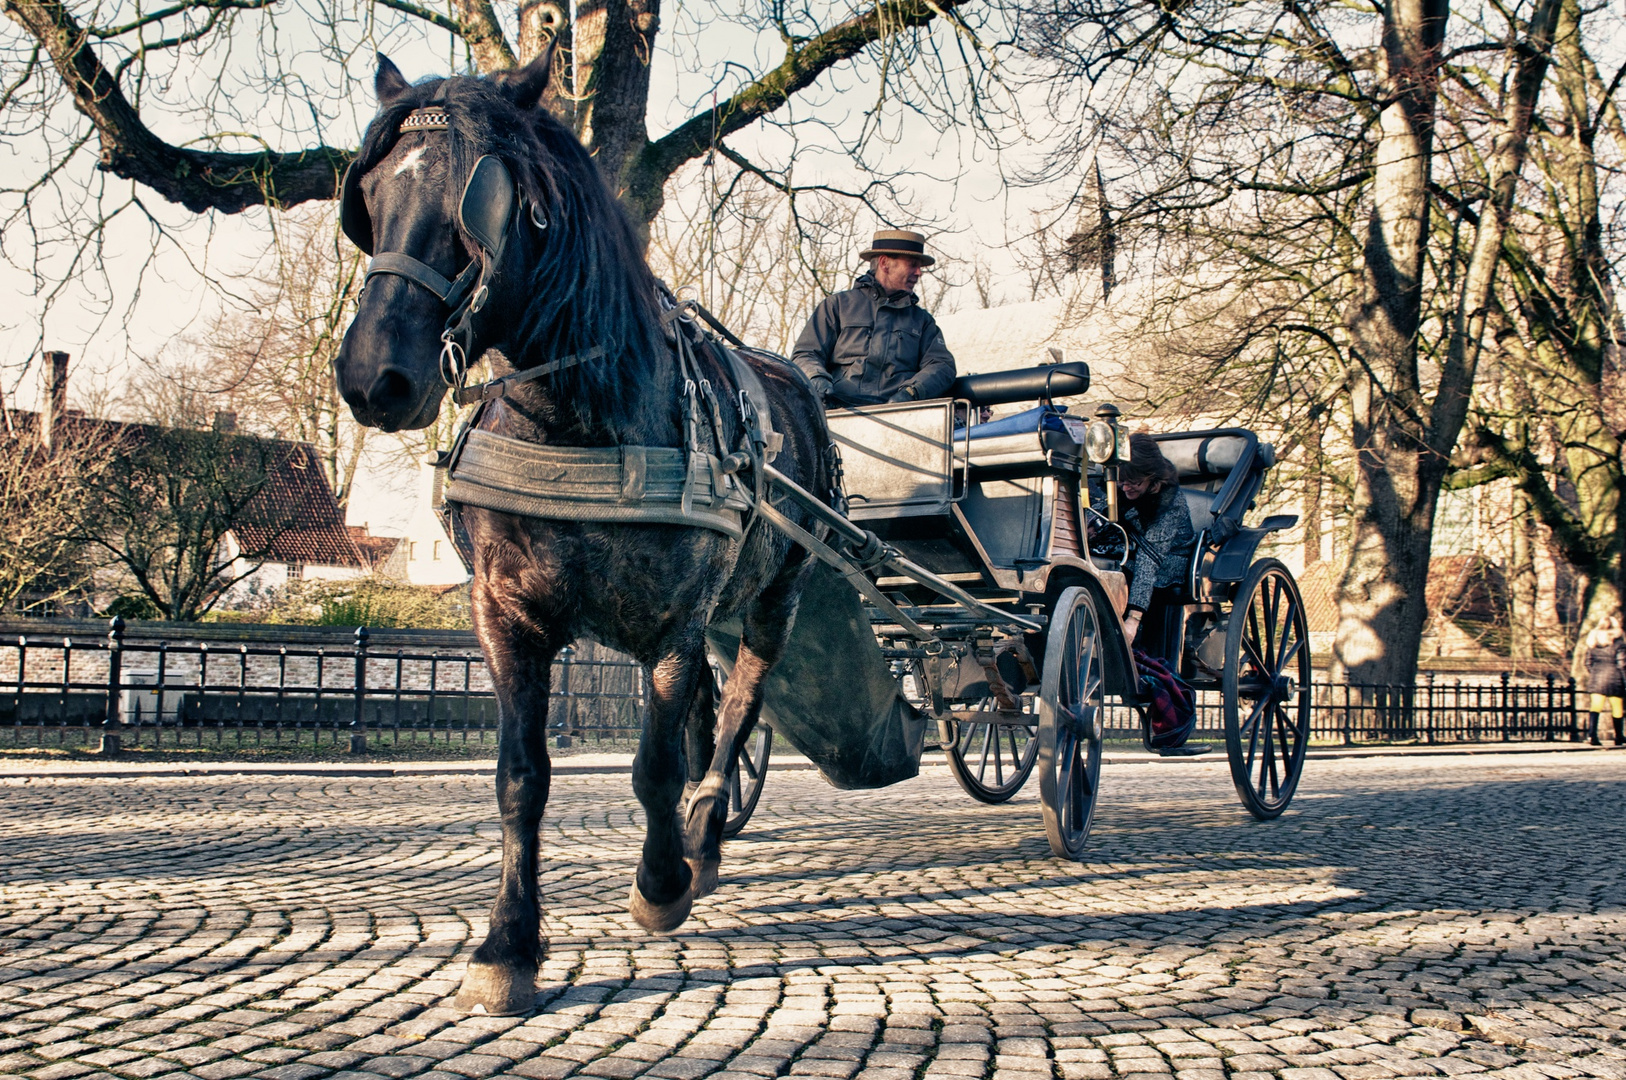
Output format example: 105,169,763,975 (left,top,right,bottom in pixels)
1,753,1623,1080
